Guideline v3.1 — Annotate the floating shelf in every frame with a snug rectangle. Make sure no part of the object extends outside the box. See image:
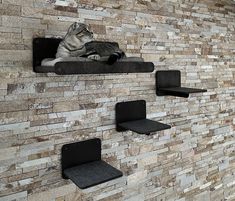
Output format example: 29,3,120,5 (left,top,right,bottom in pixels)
61,138,123,189
156,70,207,98
115,100,171,135
33,38,154,74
